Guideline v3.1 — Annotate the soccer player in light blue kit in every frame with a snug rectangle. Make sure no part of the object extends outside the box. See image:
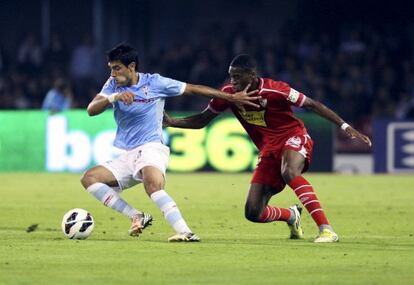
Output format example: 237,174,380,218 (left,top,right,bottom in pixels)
81,44,259,242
